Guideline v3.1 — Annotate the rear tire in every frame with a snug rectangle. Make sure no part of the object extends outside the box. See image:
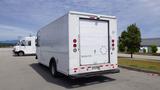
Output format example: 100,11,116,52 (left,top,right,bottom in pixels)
18,51,24,56
50,62,58,77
